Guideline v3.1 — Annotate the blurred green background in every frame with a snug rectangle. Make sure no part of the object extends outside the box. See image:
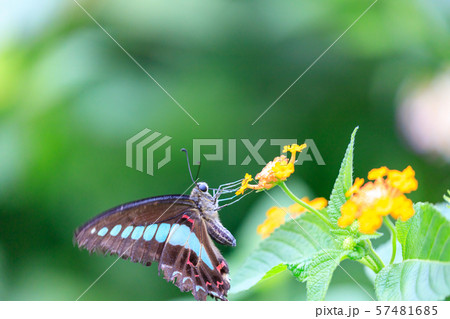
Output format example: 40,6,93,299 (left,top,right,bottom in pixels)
0,0,449,300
